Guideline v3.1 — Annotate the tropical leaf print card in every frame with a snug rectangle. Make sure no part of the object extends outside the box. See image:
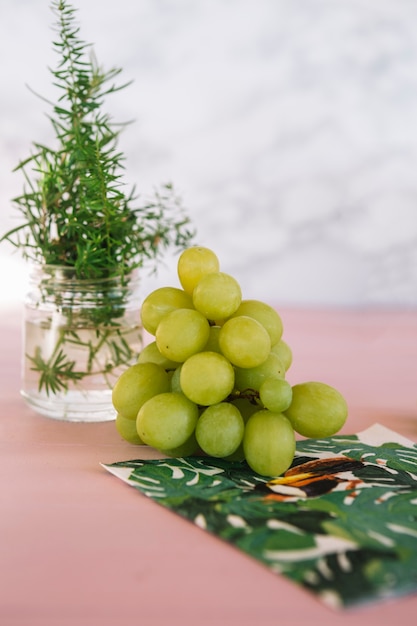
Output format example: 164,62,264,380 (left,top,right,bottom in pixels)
103,424,417,609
